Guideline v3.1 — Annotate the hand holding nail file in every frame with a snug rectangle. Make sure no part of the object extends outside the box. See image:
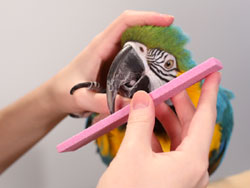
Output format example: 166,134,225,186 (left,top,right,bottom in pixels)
57,57,222,153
